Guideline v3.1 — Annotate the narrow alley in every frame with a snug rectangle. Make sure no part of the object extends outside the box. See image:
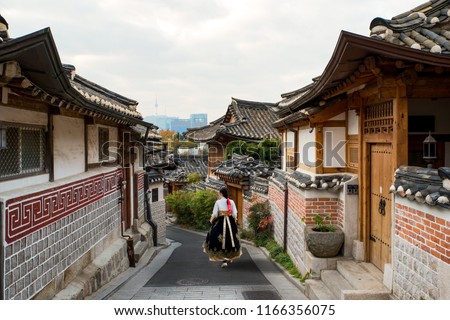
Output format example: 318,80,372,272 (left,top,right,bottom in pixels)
90,226,307,300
